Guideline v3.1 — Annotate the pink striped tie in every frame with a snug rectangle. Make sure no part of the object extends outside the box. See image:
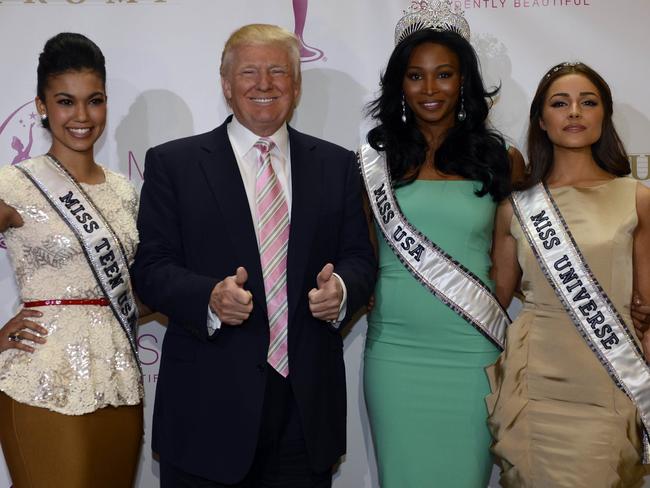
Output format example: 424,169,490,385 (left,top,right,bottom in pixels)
254,138,290,377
